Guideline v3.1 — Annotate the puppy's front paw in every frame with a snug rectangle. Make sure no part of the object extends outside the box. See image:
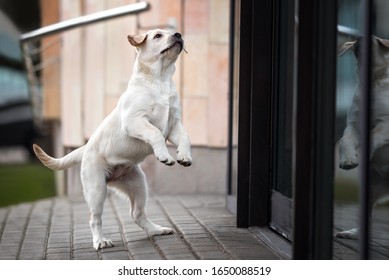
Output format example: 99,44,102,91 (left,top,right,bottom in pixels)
339,154,358,170
157,154,175,166
339,139,358,170
93,237,114,250
155,149,175,166
177,152,192,167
